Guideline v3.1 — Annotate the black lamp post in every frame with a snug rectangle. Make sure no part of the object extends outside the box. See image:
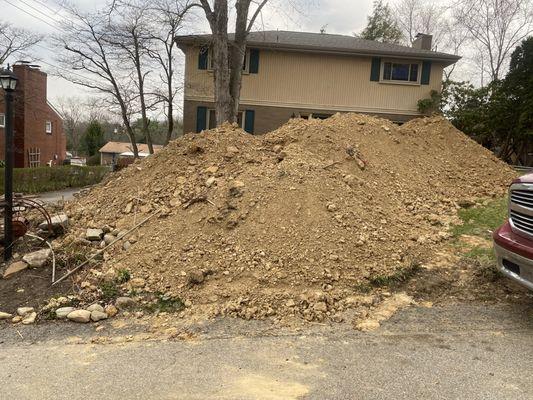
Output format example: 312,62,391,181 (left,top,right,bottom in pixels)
1,67,18,261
